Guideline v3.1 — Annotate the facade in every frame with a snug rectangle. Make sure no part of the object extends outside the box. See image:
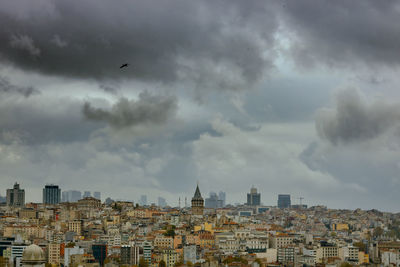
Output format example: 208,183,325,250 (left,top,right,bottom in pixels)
6,183,25,207
121,245,140,265
247,187,261,206
92,244,107,266
43,185,61,205
158,197,167,207
140,195,147,206
191,185,204,216
47,243,60,265
62,190,82,202
278,194,291,209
